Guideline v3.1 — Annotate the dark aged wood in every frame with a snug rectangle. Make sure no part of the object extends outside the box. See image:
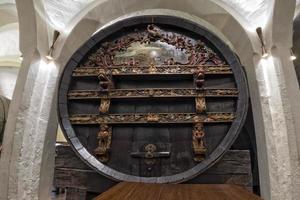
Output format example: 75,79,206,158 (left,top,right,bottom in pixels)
94,182,261,200
57,15,249,183
54,144,253,198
